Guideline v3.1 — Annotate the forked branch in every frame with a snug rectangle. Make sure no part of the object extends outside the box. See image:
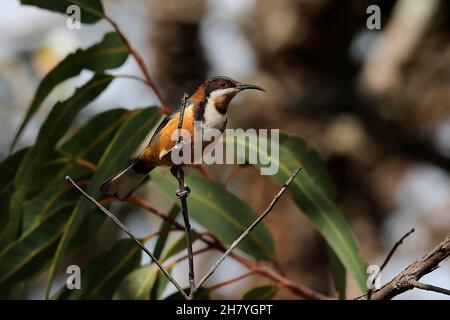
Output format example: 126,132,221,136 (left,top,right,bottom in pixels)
65,176,189,300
